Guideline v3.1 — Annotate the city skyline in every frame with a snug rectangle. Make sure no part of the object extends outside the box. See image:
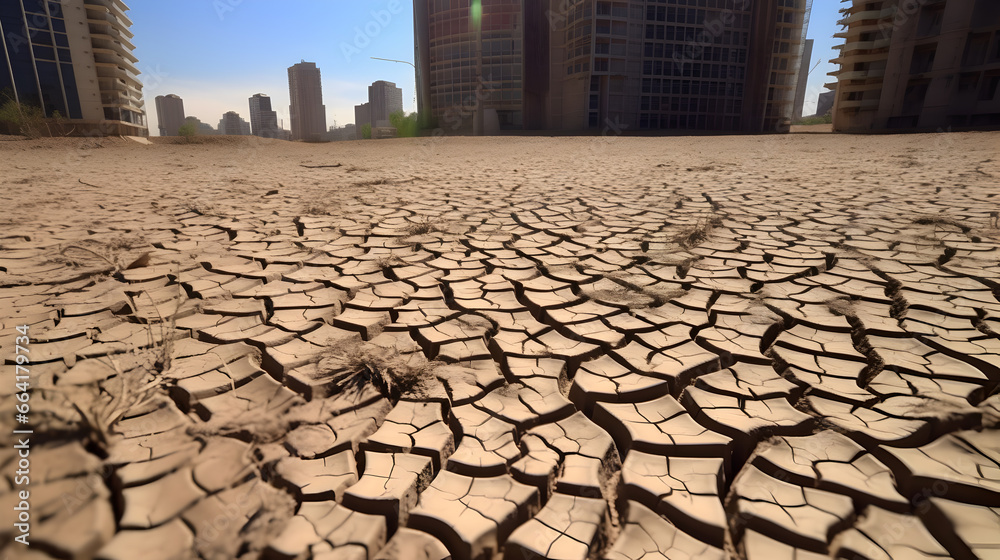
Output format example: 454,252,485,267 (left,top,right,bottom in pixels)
131,0,843,136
